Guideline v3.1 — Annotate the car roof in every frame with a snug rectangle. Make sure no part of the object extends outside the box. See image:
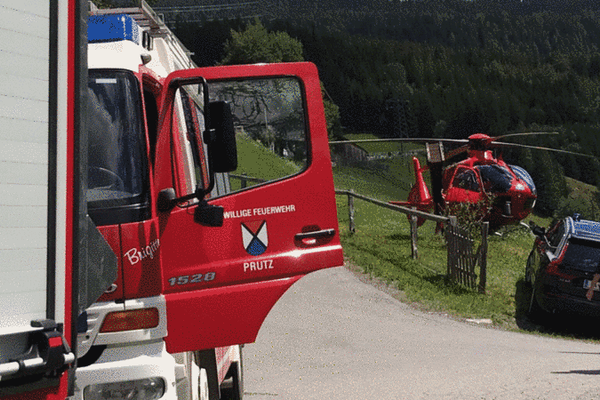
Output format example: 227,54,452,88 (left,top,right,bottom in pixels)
566,216,600,242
